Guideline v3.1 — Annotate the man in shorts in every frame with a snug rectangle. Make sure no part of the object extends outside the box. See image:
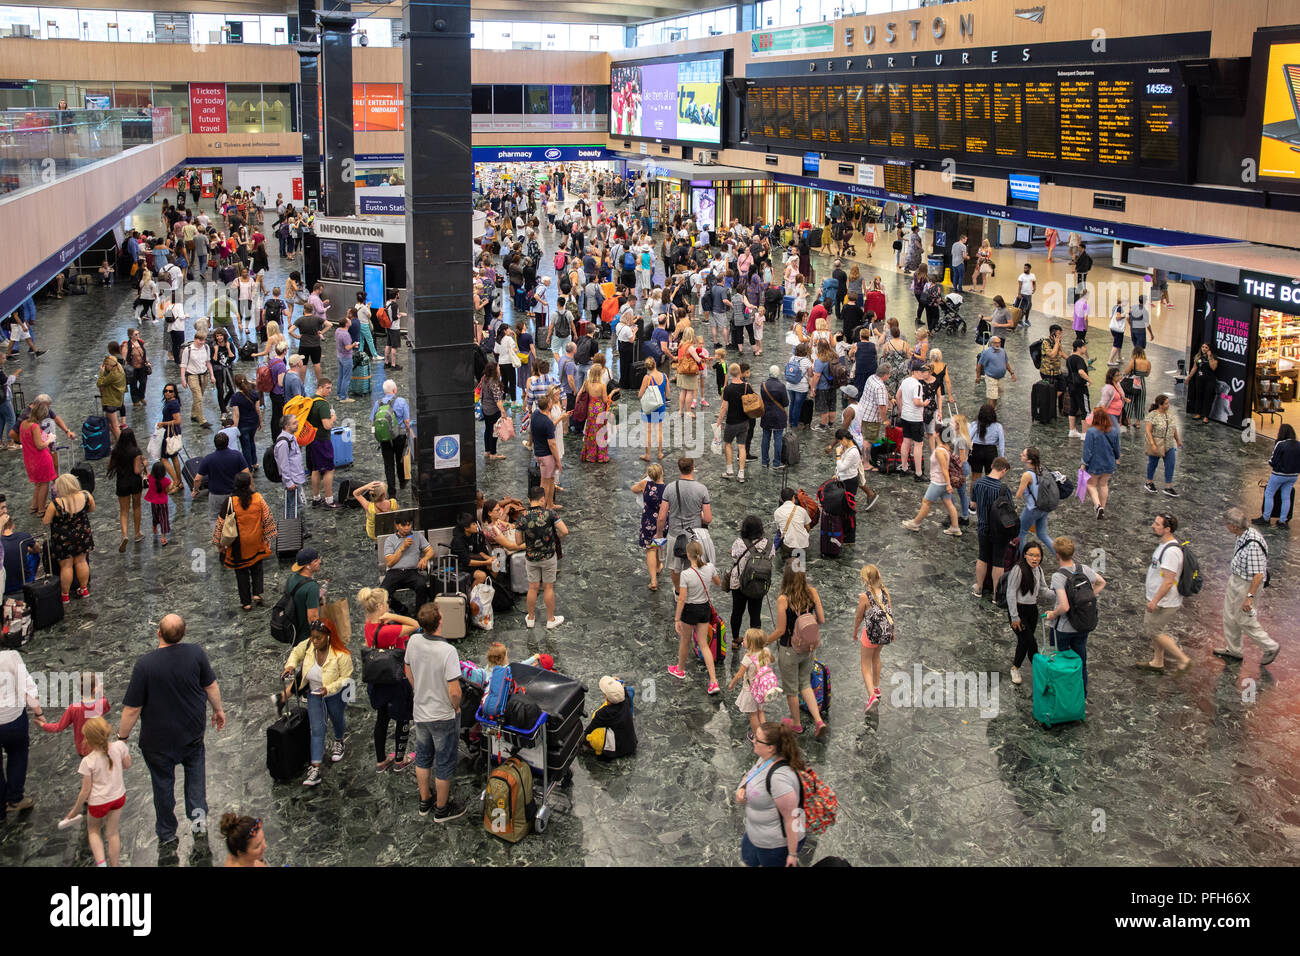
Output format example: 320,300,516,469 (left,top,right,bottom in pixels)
515,485,568,630
716,363,752,482
655,457,713,592
1140,512,1192,671
404,603,468,822
306,380,339,508
292,285,331,388
531,393,562,508
975,336,1016,410
383,290,406,371
896,360,928,481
